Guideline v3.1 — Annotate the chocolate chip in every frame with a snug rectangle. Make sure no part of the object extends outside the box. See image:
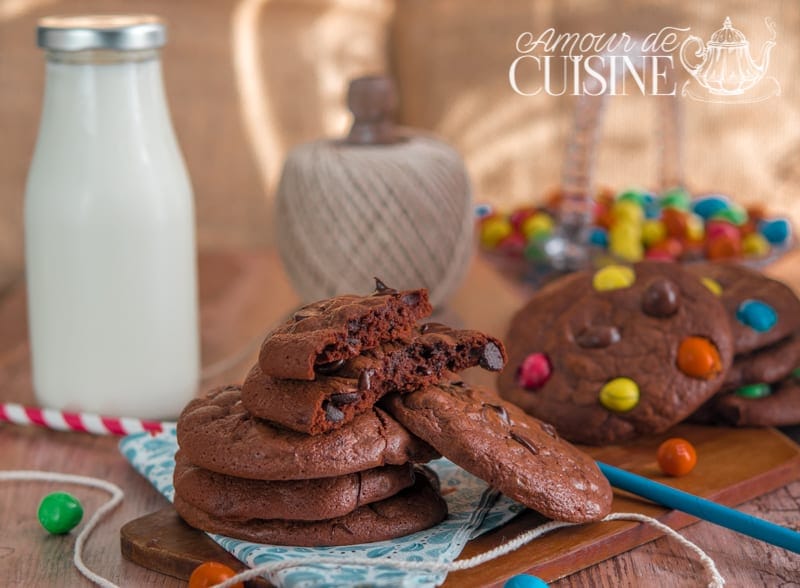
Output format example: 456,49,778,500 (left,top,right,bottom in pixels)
373,277,398,295
359,369,373,391
510,430,539,455
401,292,421,306
324,402,345,422
451,380,465,387
330,391,361,405
642,277,680,318
575,325,621,348
314,358,345,375
420,322,448,334
540,422,558,438
483,403,511,426
479,342,505,371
